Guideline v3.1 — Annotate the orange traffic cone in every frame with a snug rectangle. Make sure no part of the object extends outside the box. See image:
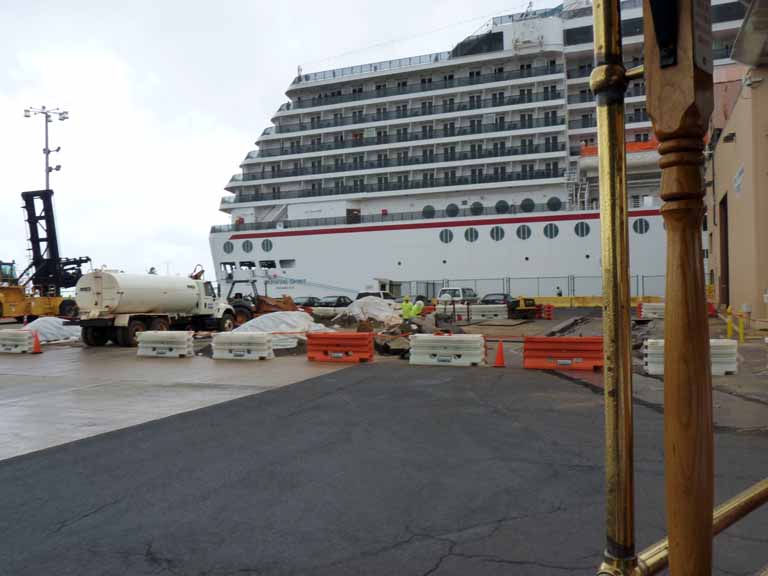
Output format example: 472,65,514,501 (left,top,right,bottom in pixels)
31,331,42,354
493,340,505,368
